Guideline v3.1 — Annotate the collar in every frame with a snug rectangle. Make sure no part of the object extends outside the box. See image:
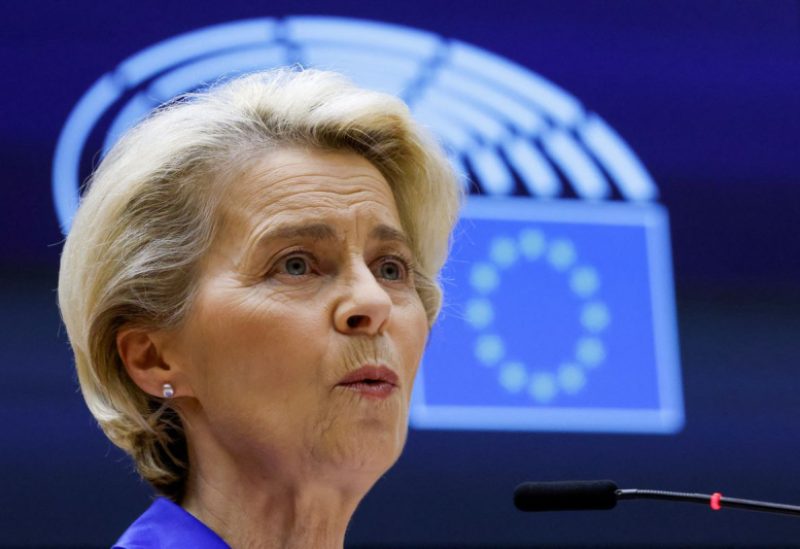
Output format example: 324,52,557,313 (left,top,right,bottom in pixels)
113,497,230,548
